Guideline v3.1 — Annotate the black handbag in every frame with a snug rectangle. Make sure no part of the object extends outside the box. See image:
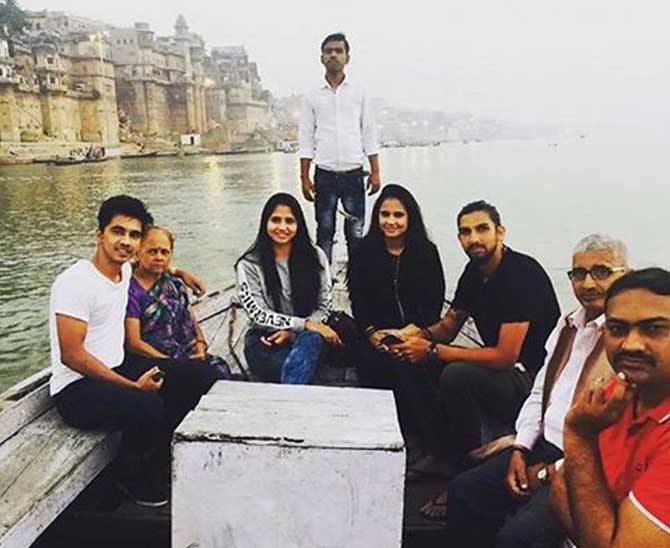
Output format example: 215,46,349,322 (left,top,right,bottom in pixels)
325,310,359,346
